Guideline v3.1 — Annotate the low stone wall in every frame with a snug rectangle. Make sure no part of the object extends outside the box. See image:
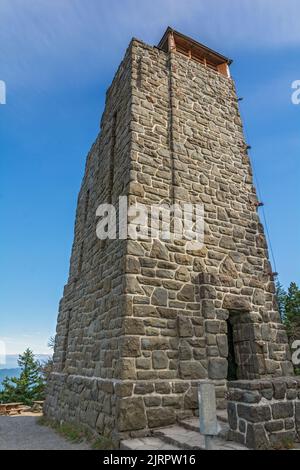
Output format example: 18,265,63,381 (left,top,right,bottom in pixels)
45,372,217,440
227,378,300,449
